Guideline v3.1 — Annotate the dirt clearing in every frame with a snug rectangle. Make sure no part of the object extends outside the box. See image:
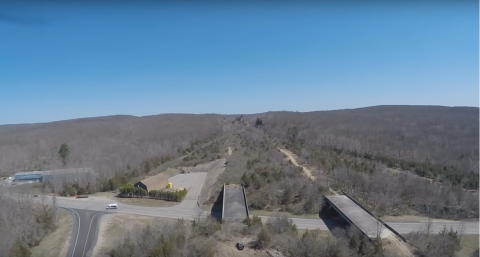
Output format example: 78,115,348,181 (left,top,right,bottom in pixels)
197,158,226,203
91,214,175,257
457,234,479,257
214,234,270,257
383,234,414,257
31,209,73,257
